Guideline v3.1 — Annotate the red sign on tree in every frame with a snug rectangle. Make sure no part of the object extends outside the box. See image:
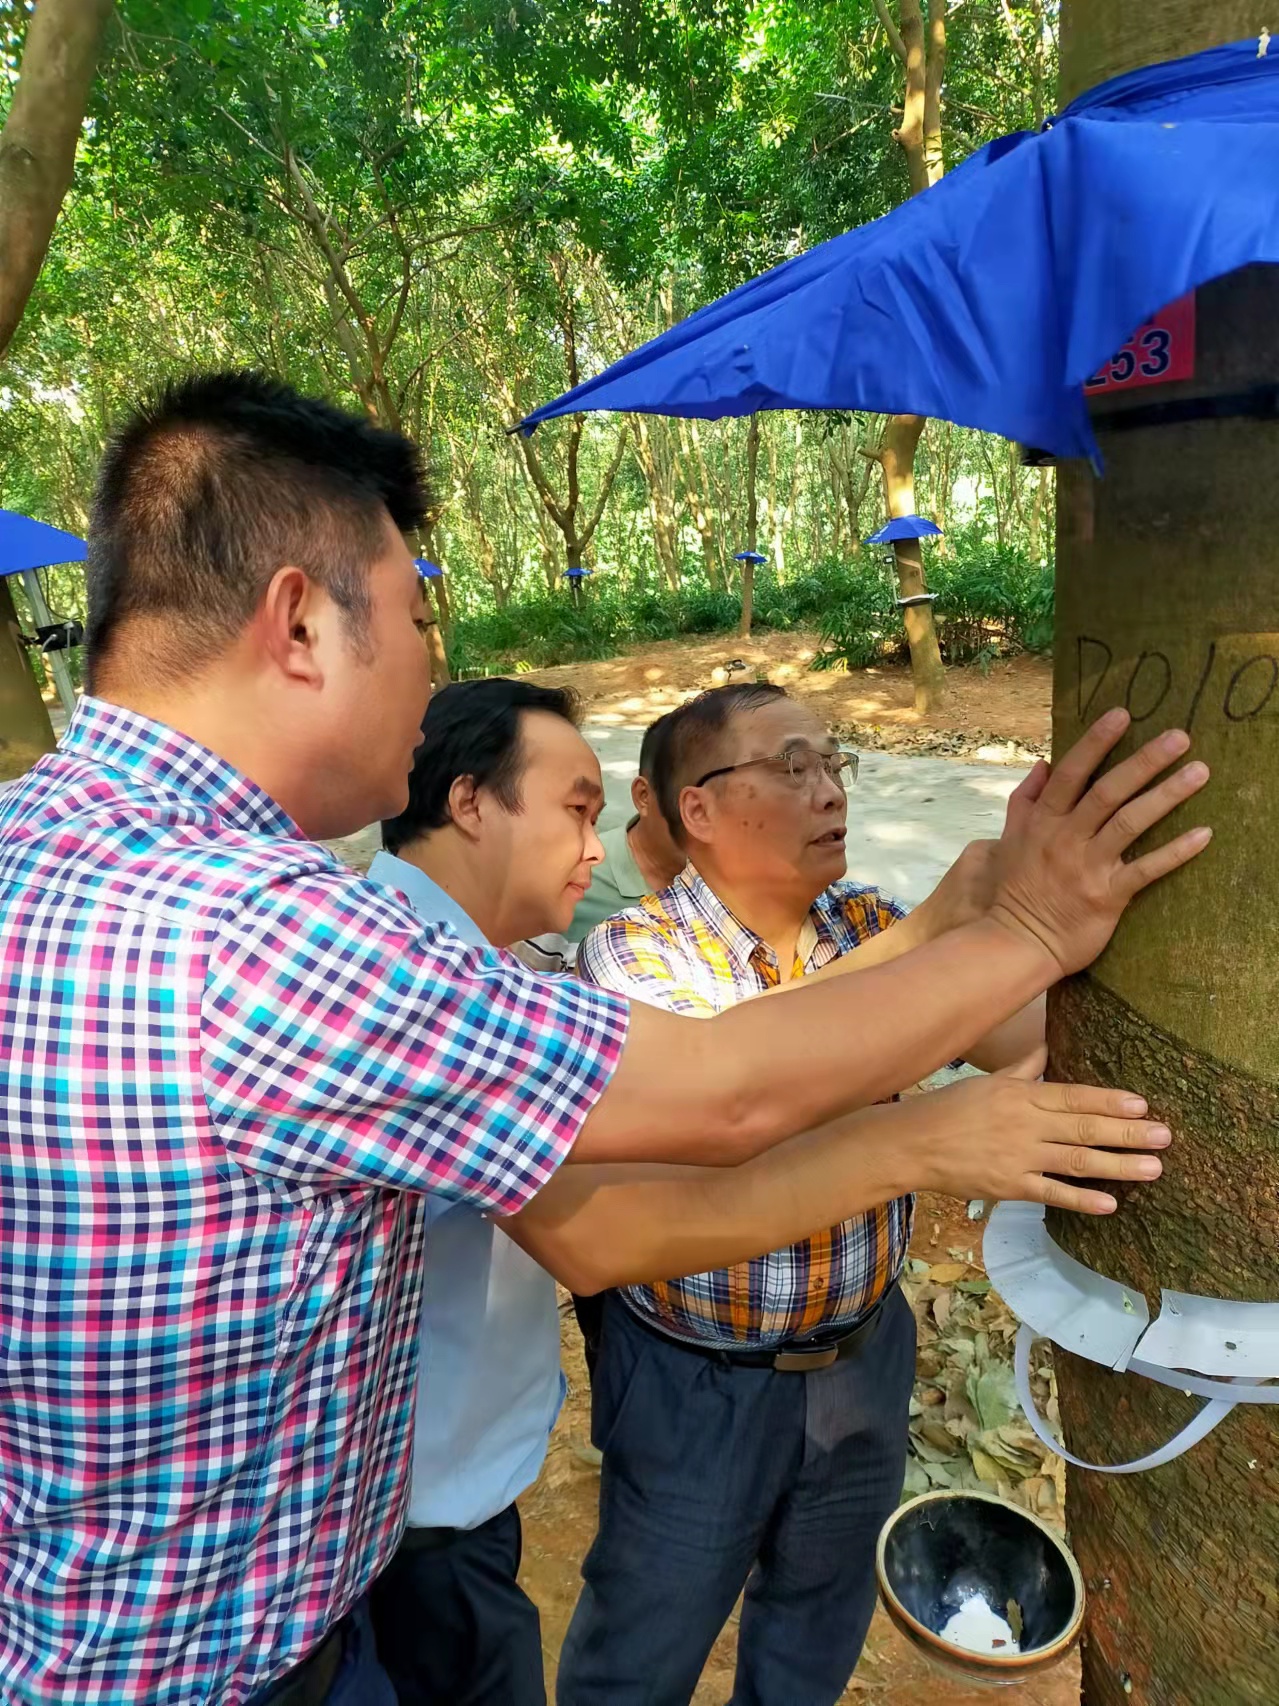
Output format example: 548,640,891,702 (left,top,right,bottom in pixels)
1084,293,1196,393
